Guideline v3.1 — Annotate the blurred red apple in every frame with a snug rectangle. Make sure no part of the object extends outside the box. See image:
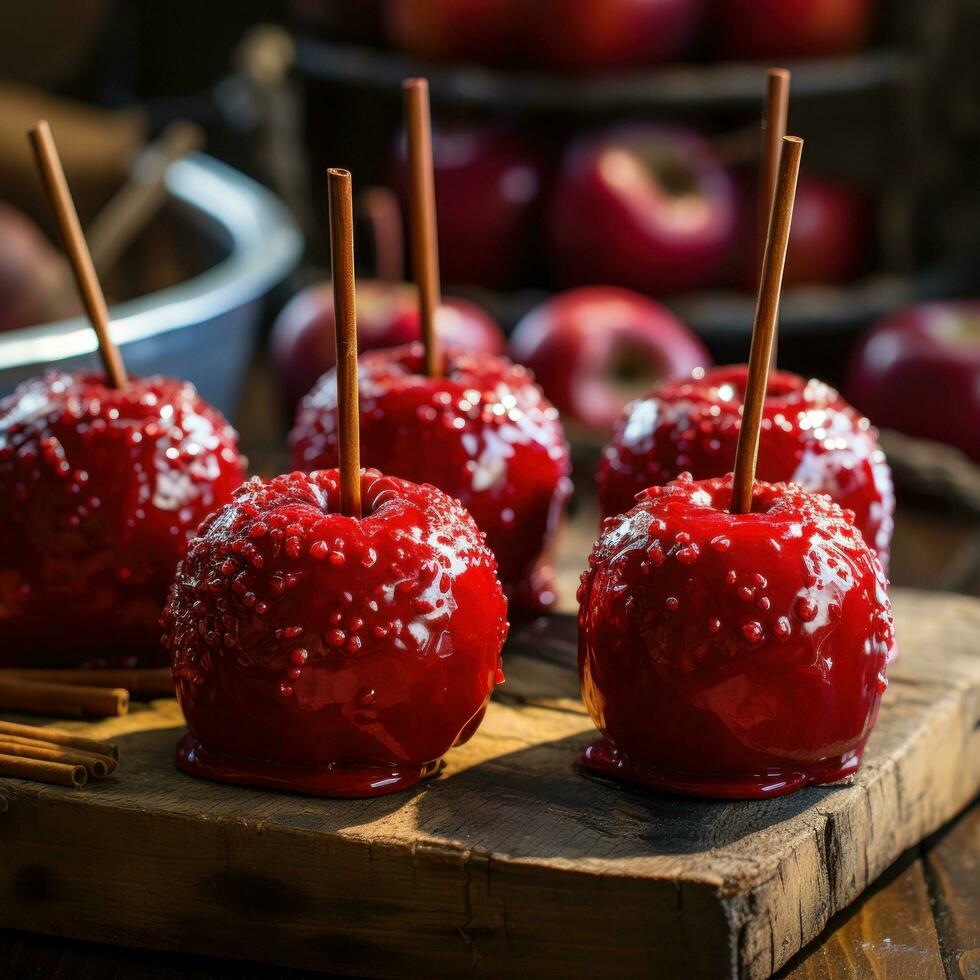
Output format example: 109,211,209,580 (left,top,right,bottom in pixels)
547,125,736,296
393,124,544,289
270,280,506,415
733,174,873,288
510,286,711,437
532,0,704,71
844,302,980,462
0,201,78,333
716,0,877,59
381,0,518,63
